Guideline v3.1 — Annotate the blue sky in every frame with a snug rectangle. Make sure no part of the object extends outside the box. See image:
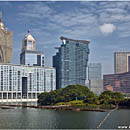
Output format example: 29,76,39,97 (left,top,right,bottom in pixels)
1,1,130,74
